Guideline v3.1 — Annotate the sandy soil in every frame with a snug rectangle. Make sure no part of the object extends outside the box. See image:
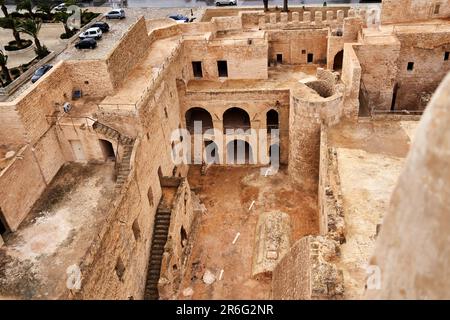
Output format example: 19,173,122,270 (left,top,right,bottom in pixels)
179,165,318,299
0,163,115,299
328,120,419,299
